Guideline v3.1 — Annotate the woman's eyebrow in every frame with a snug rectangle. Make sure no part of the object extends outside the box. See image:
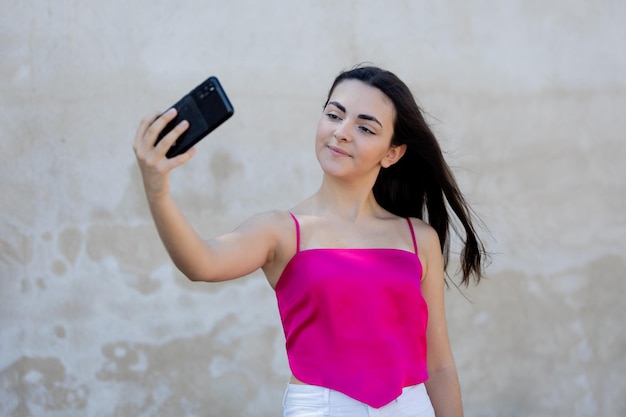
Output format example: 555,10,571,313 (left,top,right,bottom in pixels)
328,101,383,128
